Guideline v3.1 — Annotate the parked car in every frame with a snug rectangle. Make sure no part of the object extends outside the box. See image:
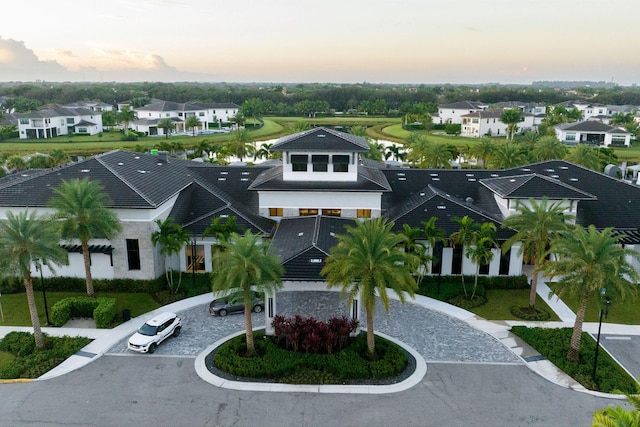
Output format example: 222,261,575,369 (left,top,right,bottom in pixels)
209,292,264,317
127,312,182,353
